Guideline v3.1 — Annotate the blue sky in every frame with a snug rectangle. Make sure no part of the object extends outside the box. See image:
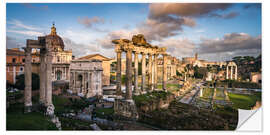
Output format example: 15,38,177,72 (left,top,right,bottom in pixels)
6,3,261,61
